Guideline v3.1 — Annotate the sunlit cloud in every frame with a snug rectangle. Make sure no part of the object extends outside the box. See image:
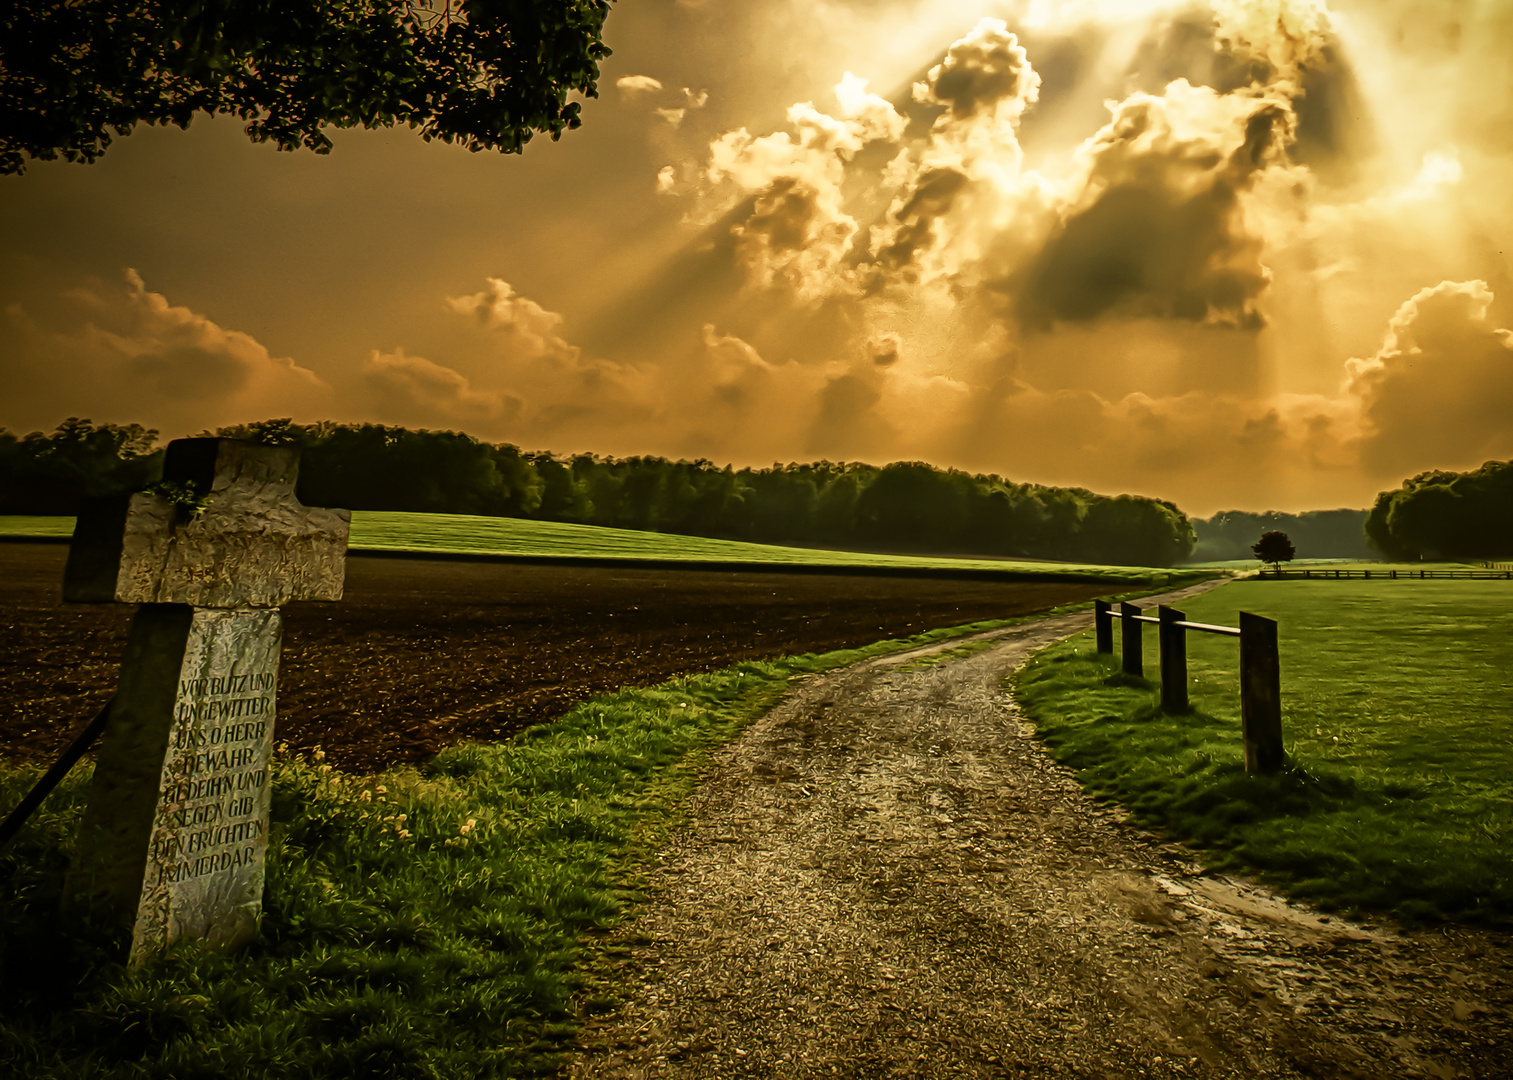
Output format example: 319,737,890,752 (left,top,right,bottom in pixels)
692,74,907,302
1345,280,1513,480
616,75,664,96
